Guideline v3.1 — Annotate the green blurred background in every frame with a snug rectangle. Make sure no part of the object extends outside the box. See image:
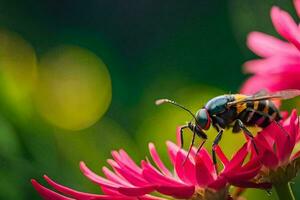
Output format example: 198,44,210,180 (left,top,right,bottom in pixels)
0,0,297,199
